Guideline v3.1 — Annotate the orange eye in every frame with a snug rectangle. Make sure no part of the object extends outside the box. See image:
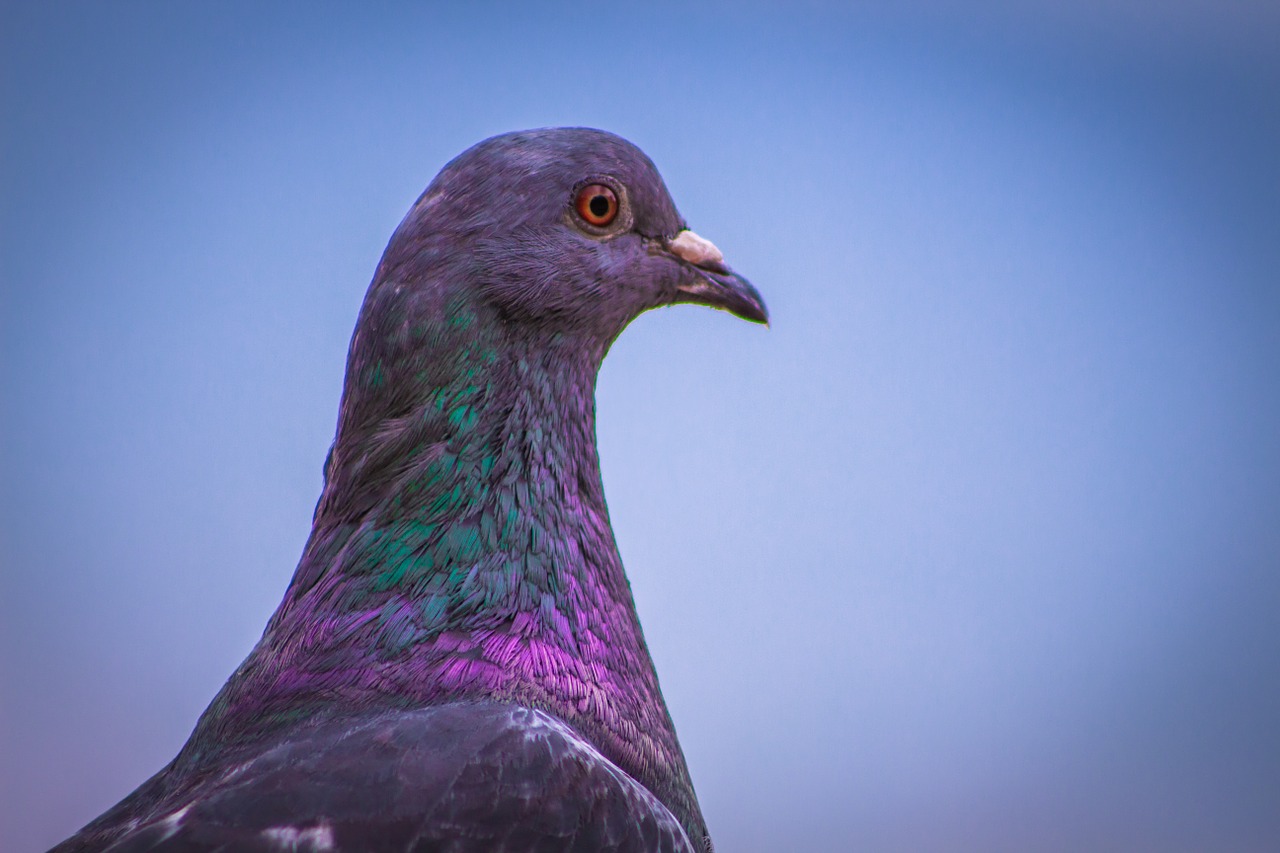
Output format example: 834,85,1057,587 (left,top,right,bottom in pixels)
575,184,618,227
